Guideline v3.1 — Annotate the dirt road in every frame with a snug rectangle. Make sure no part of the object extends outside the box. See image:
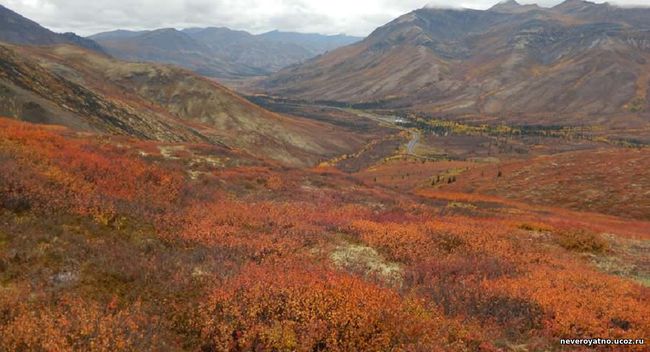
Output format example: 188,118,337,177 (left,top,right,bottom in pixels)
406,130,419,155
